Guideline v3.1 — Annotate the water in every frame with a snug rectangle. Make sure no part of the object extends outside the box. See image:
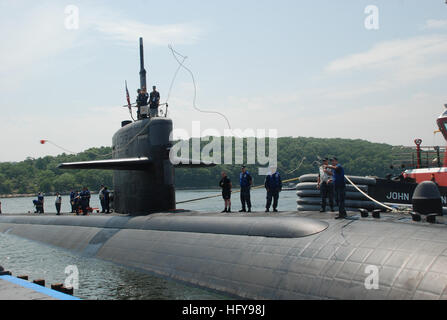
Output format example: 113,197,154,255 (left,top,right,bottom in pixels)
0,189,298,300
0,232,228,300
